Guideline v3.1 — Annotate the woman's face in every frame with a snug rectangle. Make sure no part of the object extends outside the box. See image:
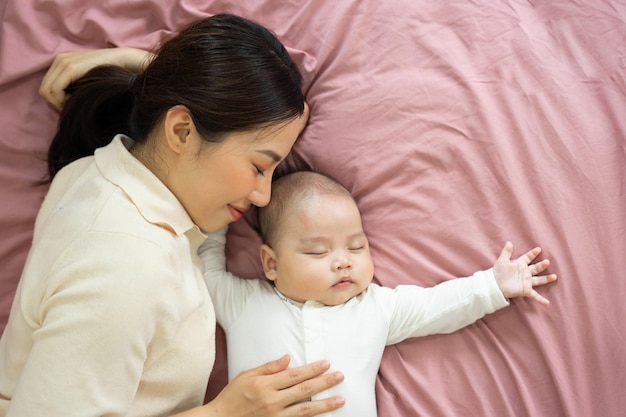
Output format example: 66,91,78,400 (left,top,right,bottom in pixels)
169,114,307,233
